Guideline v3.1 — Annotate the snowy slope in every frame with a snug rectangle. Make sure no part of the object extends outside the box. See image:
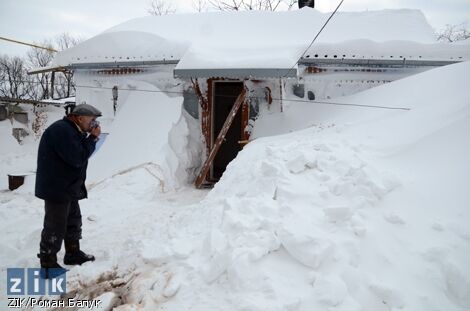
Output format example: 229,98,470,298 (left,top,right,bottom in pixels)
196,61,470,310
